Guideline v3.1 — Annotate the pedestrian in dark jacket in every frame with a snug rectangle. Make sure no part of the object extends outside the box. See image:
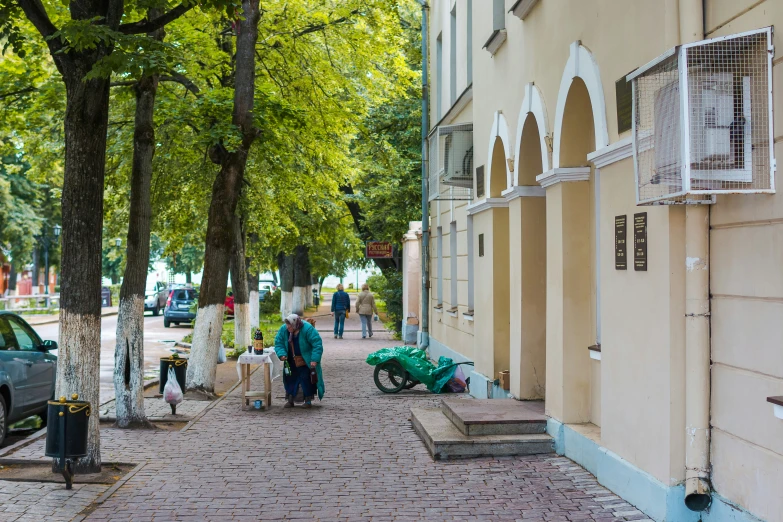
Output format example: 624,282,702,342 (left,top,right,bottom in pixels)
330,284,351,339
